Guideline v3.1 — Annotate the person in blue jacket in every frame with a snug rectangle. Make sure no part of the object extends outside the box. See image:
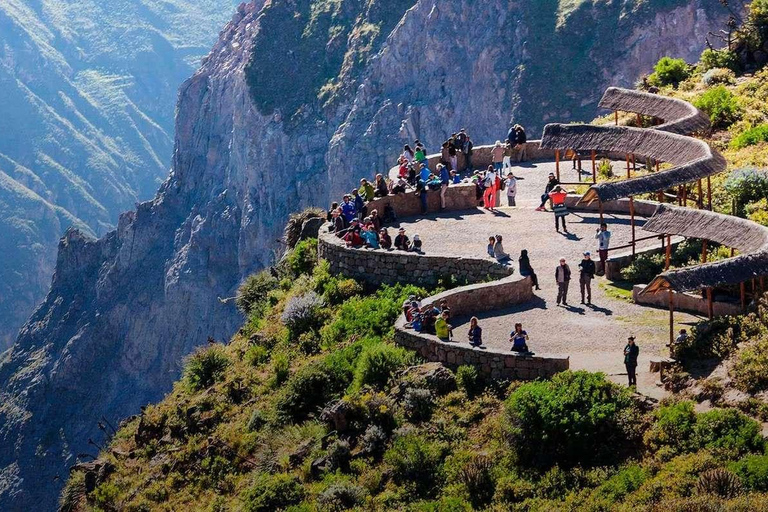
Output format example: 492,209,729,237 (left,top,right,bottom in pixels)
340,195,356,223
352,189,366,219
439,163,450,209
